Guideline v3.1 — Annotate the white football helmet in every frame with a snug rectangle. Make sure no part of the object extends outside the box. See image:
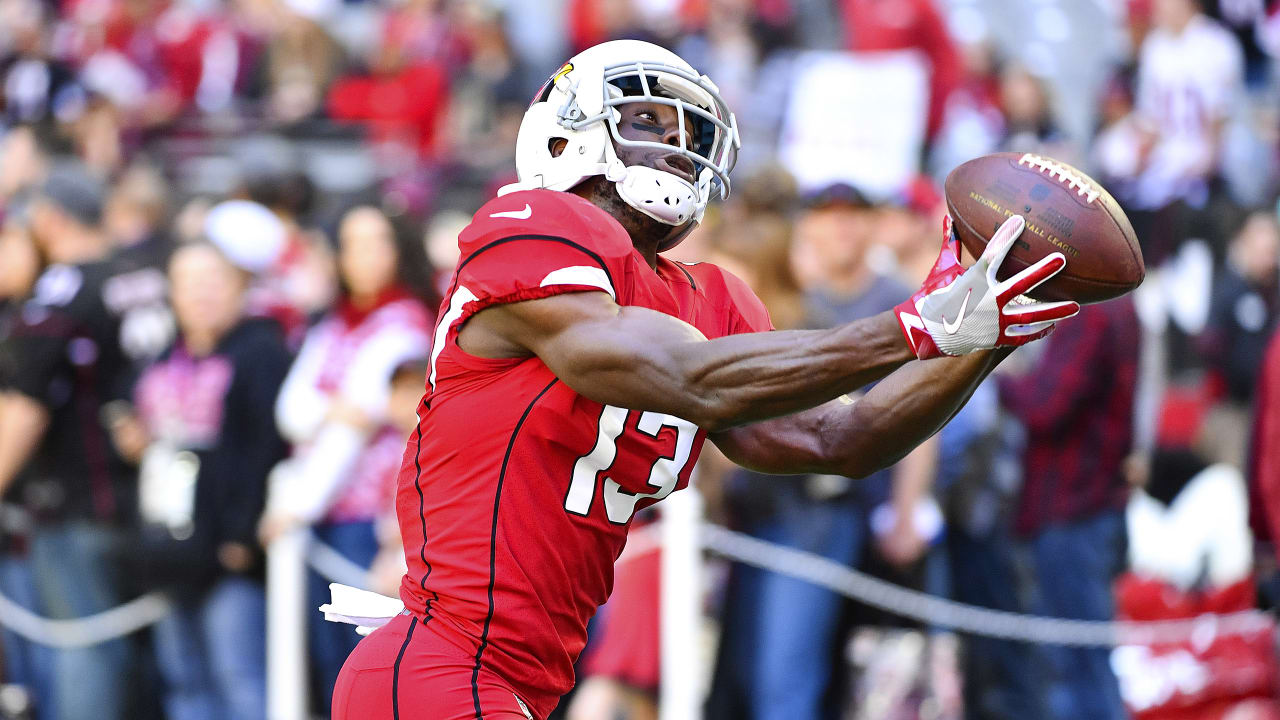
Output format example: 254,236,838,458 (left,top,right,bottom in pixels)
498,40,741,232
